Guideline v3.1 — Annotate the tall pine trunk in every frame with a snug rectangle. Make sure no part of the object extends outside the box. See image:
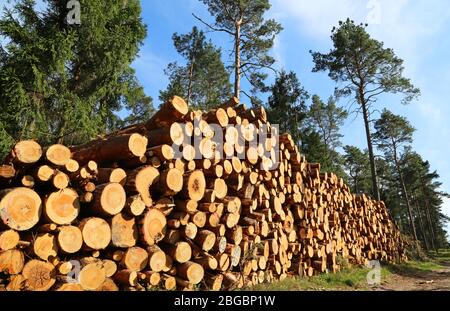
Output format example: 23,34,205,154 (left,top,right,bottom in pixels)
187,61,194,105
360,99,380,200
413,196,429,251
392,144,418,244
422,182,438,254
234,22,241,99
